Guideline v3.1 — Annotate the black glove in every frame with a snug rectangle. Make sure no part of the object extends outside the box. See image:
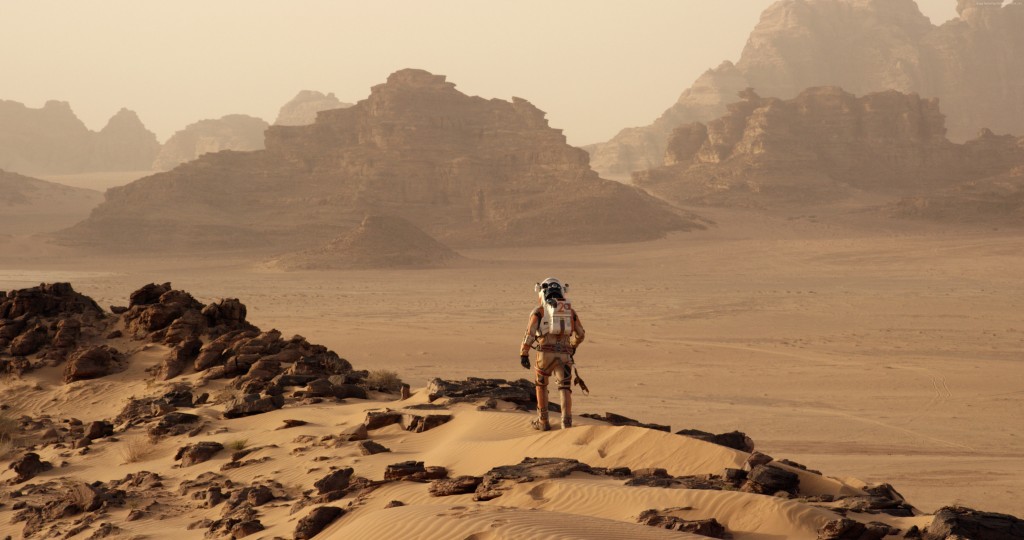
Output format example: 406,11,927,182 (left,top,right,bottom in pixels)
520,355,530,369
